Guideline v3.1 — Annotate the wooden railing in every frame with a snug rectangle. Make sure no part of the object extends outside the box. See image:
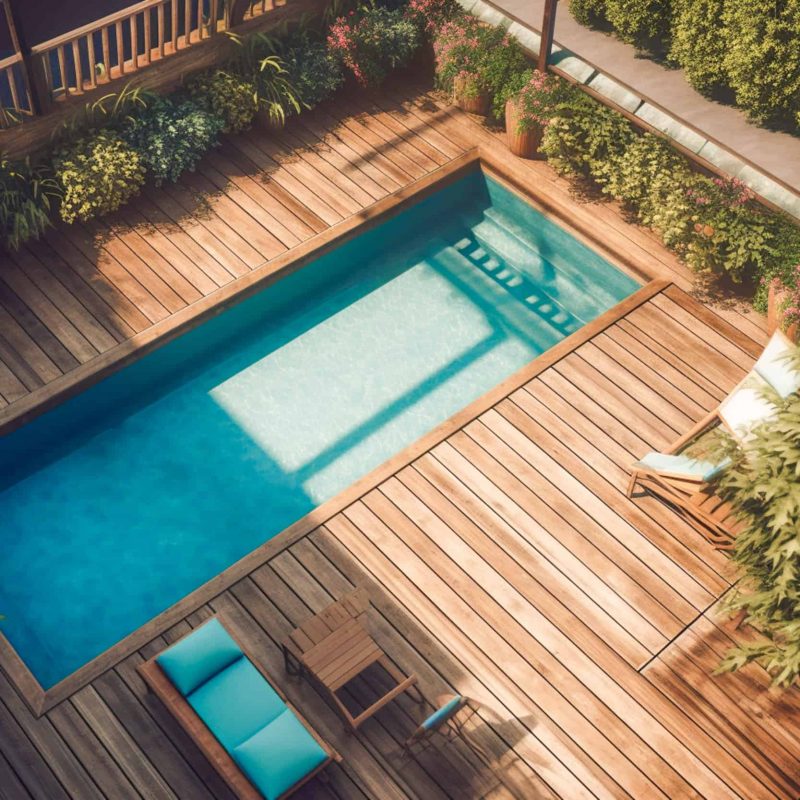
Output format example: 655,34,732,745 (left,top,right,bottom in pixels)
24,0,279,108
0,52,33,127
